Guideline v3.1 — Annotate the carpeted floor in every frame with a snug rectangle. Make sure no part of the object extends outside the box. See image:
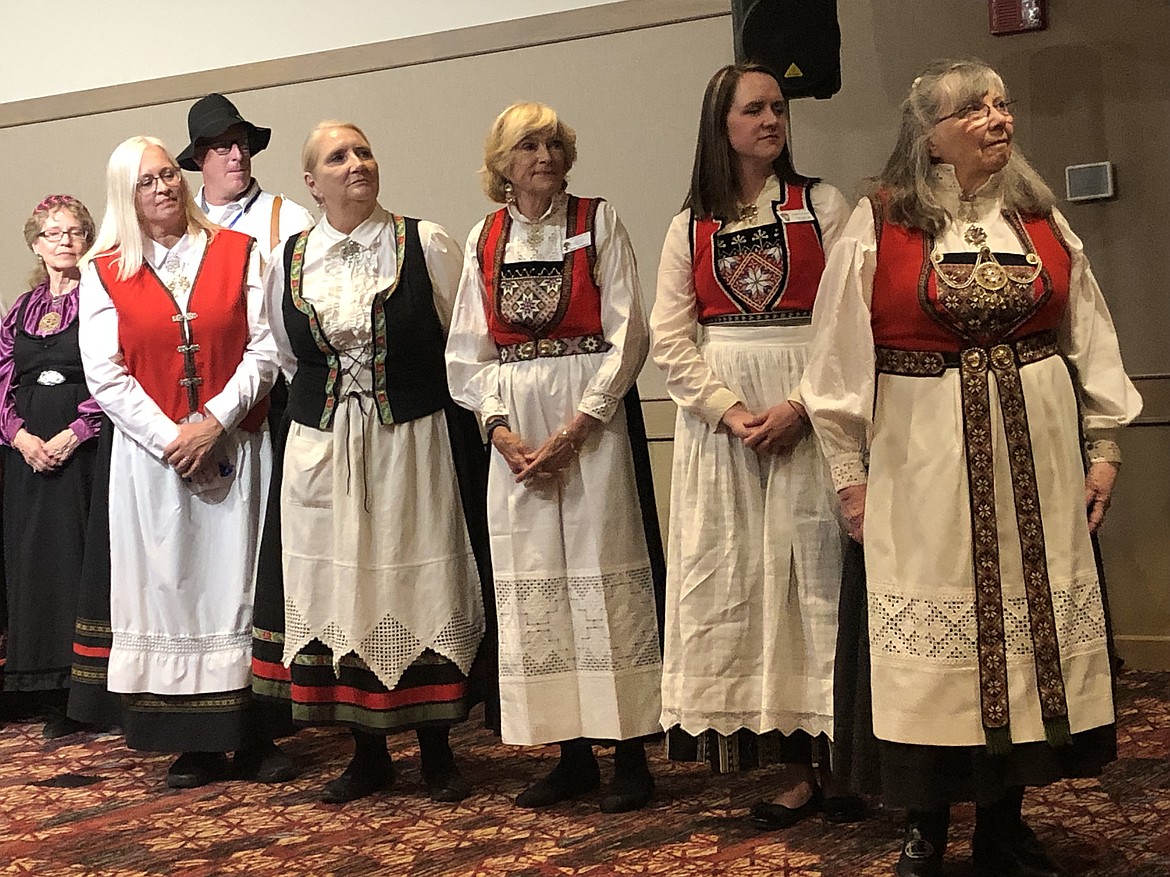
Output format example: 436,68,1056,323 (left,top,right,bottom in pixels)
1,670,1167,877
